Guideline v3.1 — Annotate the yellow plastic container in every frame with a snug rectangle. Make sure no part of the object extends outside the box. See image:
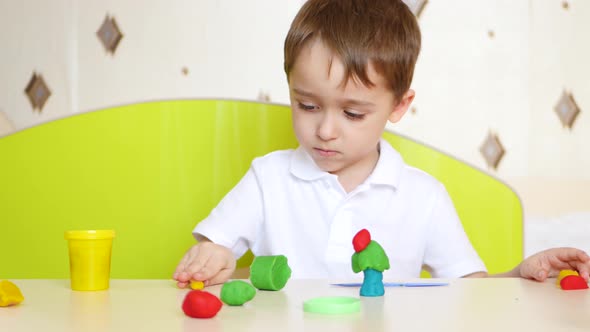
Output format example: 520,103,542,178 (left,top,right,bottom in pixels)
64,230,115,291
